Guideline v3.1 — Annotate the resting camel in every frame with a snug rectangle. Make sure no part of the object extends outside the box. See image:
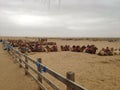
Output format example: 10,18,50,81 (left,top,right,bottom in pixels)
71,45,86,52
61,45,70,51
61,46,64,51
30,45,45,52
112,48,120,55
98,47,113,56
80,45,86,52
18,43,31,53
85,45,98,54
45,45,51,52
98,48,106,56
51,45,58,52
45,45,58,52
71,45,76,52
